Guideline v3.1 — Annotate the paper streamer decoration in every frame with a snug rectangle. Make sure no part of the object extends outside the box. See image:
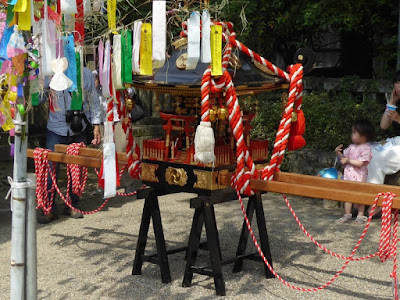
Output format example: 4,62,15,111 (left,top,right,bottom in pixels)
107,0,116,32
201,10,211,63
17,0,31,31
49,57,73,91
103,122,117,199
75,0,84,44
60,0,77,14
121,30,132,84
210,25,222,76
98,40,104,85
132,20,142,74
63,34,77,91
152,0,166,68
93,0,102,12
7,25,26,58
186,11,201,70
0,25,14,62
71,52,83,110
112,34,123,89
83,0,91,15
140,23,152,76
6,5,15,24
102,40,111,98
13,0,27,12
41,19,57,76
